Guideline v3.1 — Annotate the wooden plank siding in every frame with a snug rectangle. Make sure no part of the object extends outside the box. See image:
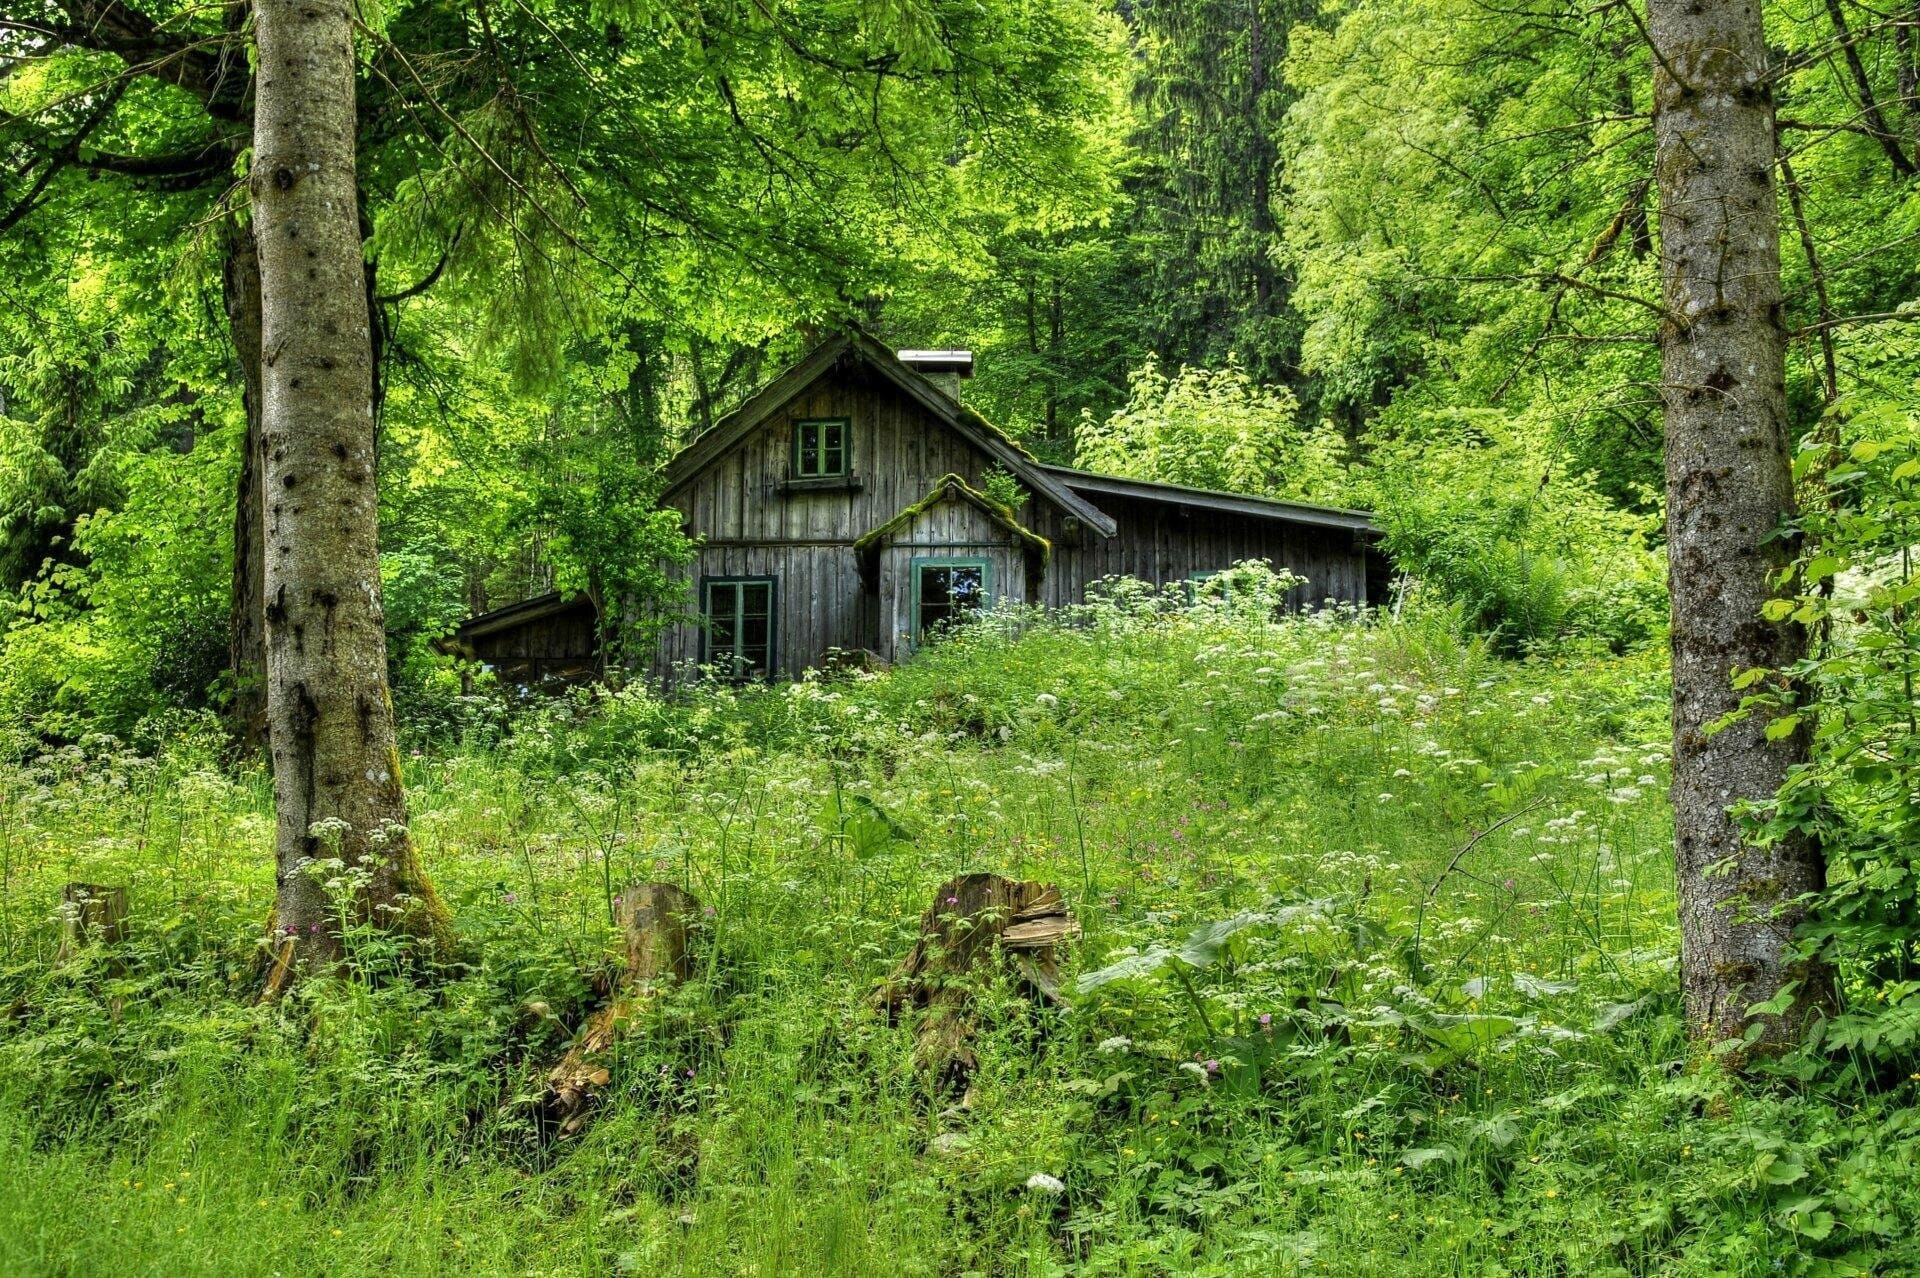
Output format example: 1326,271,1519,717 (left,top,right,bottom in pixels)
873,496,1033,663
1028,494,1373,613
429,340,1383,685
656,361,1032,676
651,354,1379,678
441,592,601,685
